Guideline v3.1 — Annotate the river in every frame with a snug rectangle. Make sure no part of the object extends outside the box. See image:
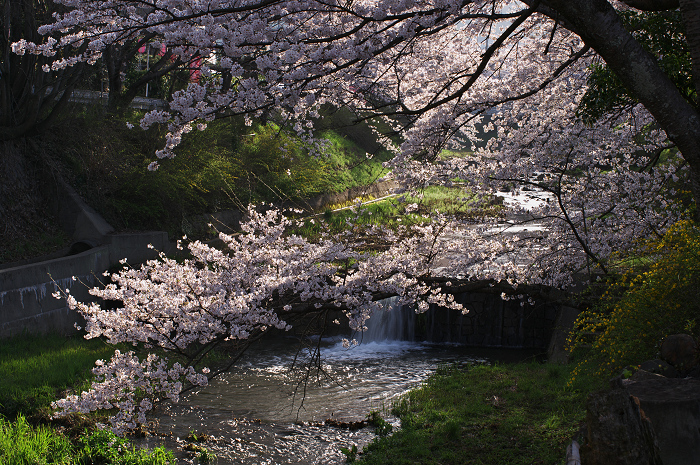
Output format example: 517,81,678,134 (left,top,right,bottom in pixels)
138,334,540,464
